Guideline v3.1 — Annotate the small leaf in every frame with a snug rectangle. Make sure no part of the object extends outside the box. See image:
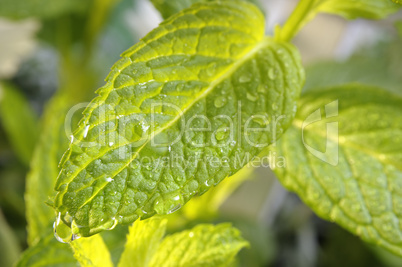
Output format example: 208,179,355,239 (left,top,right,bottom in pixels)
150,0,264,19
271,84,402,256
318,0,401,19
0,83,38,165
53,0,304,237
149,223,249,267
70,235,113,267
16,232,76,267
118,217,167,267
